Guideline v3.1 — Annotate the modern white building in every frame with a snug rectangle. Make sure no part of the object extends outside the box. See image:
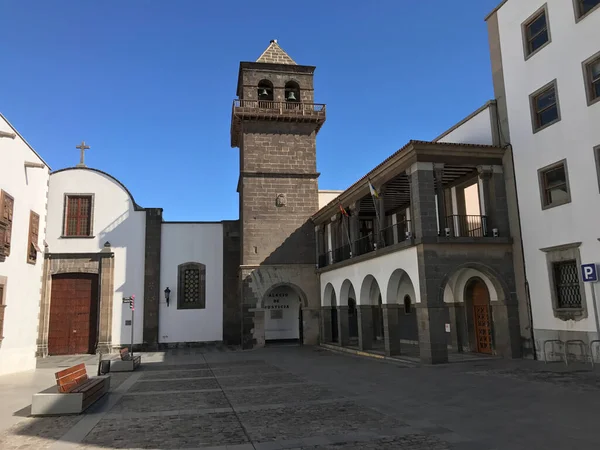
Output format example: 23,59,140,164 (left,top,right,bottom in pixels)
486,0,600,359
0,114,50,376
